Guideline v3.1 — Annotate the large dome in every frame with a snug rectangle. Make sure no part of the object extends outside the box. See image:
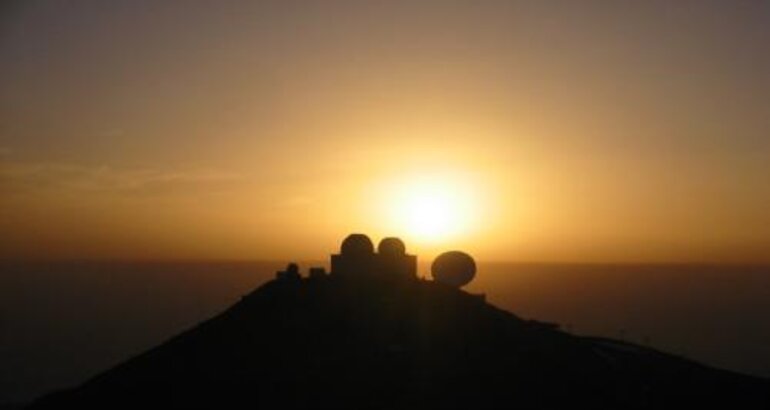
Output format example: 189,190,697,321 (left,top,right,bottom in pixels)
431,251,476,288
377,237,406,257
340,233,375,255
